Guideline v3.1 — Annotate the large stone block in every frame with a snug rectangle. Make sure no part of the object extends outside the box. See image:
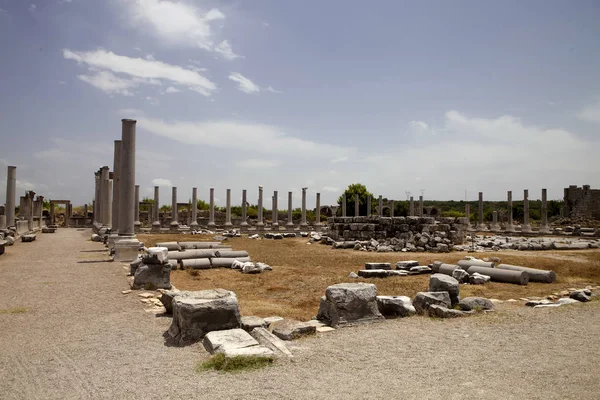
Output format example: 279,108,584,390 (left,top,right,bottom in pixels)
376,295,416,318
132,264,171,290
167,289,241,345
412,291,451,314
271,320,316,340
316,283,384,328
428,273,460,305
